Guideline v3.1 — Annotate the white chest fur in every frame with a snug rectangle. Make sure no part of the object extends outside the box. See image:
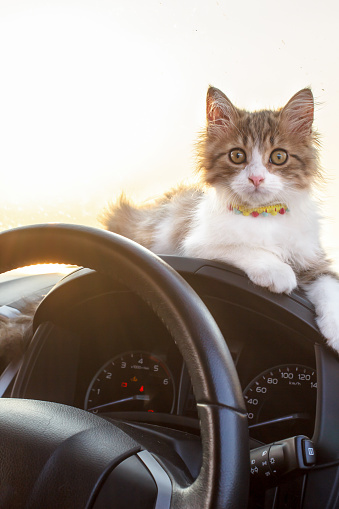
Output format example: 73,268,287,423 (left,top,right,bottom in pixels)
183,187,322,270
